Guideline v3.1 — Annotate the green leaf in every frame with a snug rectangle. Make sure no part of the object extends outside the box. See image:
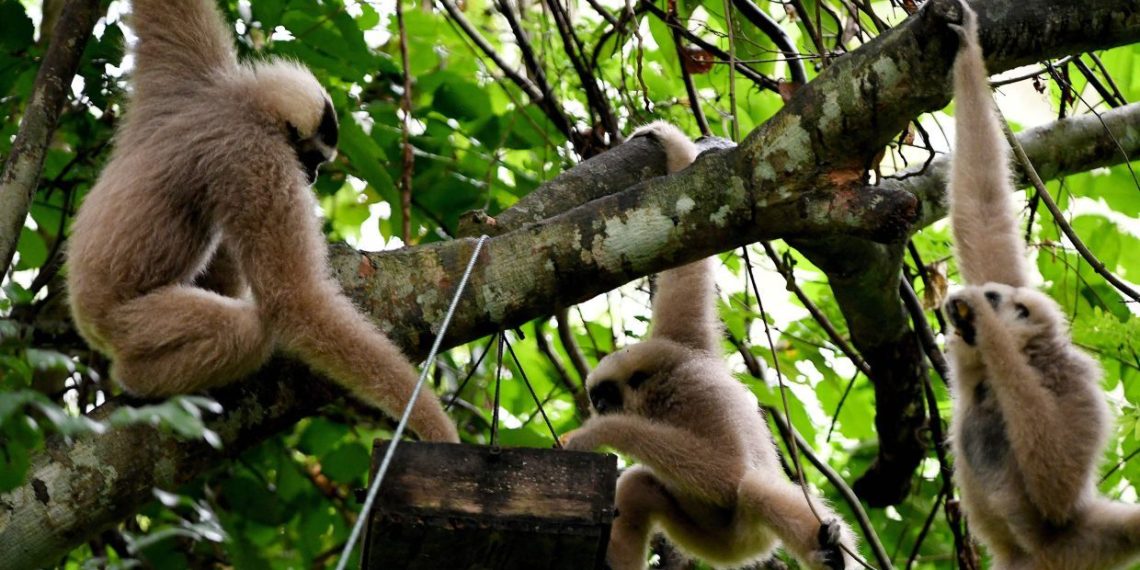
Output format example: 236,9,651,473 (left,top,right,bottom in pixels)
319,442,370,484
0,1,34,53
